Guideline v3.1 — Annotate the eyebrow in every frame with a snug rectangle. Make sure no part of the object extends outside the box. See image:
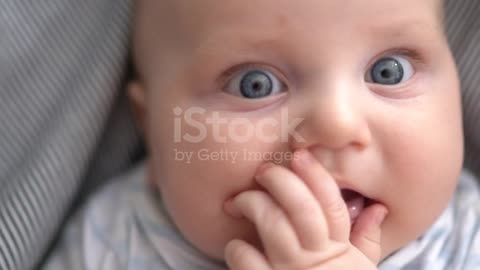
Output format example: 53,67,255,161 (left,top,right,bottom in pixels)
364,19,442,40
191,15,443,65
193,30,285,59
